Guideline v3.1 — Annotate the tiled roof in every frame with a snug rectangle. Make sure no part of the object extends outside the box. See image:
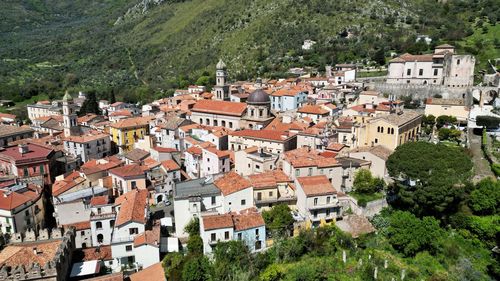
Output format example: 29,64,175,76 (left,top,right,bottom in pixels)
185,146,202,156
347,104,376,113
129,263,165,281
143,157,161,169
271,87,304,97
351,145,392,161
52,171,86,196
248,170,291,189
298,105,329,115
191,100,247,116
204,146,230,159
90,196,109,206
63,220,91,230
230,129,291,142
0,113,16,120
79,246,113,262
376,110,422,126
232,208,265,231
297,175,336,196
63,132,108,143
77,113,100,123
394,53,434,62
161,160,180,171
326,143,346,152
109,164,145,178
264,117,310,132
80,156,122,175
0,240,62,268
84,272,123,281
284,147,339,168
110,116,153,129
115,189,148,226
0,143,52,163
152,146,178,153
202,213,233,230
0,189,39,211
108,109,132,117
124,148,150,162
134,227,160,247
214,171,252,196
